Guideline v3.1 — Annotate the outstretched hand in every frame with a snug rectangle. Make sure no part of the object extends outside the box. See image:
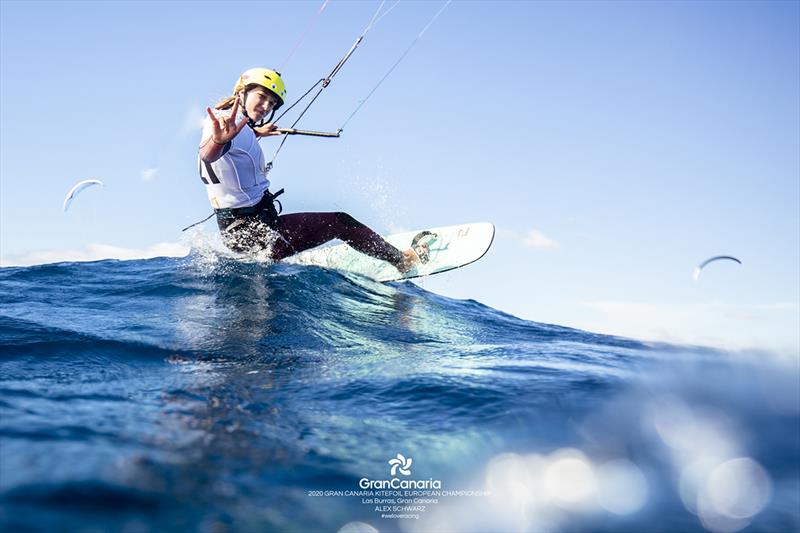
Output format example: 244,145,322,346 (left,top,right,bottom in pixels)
205,97,248,145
